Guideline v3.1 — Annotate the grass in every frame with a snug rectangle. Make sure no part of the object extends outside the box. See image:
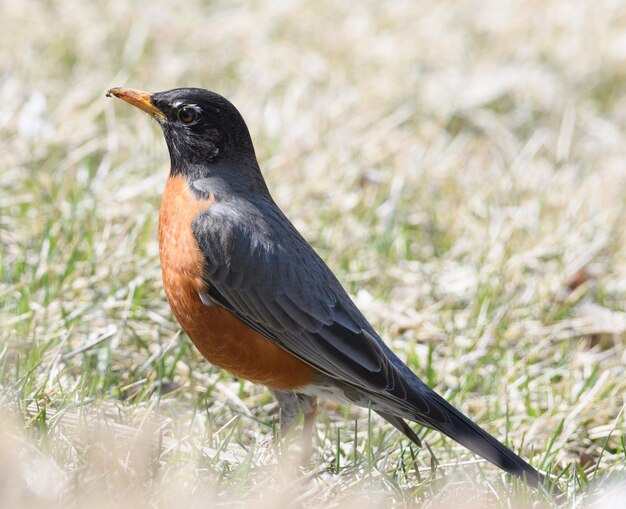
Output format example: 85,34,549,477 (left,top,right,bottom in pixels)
2,0,626,507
